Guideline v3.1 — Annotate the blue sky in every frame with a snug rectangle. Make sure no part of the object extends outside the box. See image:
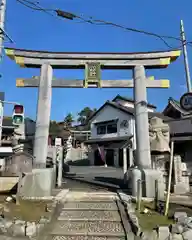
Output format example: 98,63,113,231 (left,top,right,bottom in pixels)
1,0,192,121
